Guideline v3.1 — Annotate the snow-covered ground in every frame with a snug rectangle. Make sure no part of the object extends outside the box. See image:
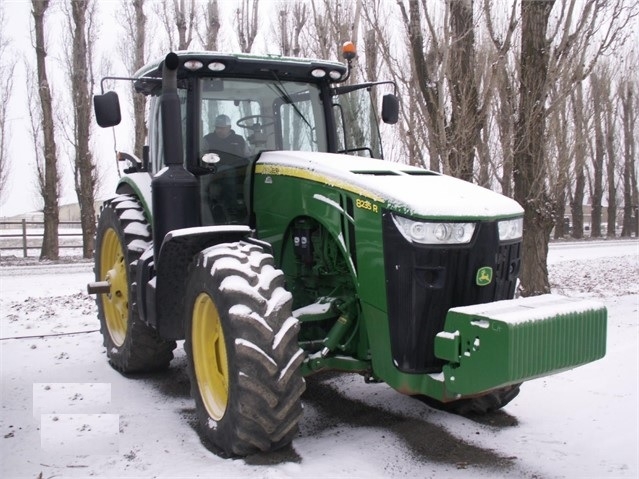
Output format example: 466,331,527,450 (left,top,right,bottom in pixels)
0,240,637,479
